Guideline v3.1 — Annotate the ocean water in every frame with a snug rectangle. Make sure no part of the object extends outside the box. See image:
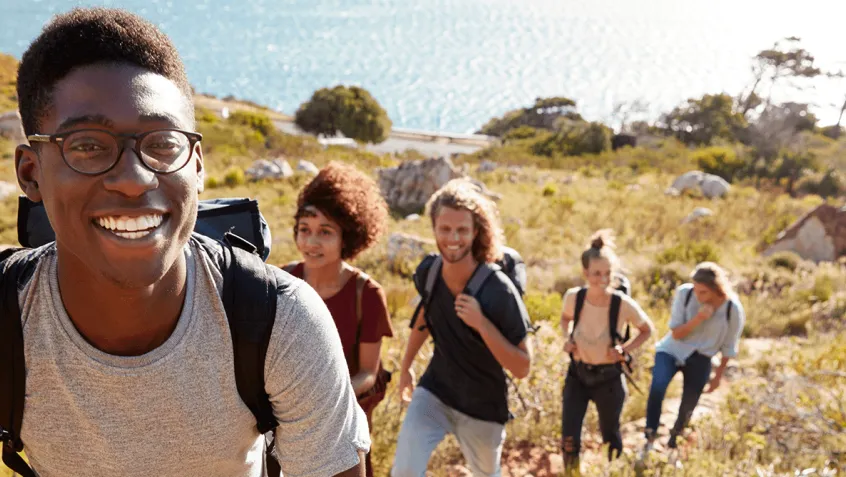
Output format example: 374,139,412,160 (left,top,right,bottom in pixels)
1,0,843,133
